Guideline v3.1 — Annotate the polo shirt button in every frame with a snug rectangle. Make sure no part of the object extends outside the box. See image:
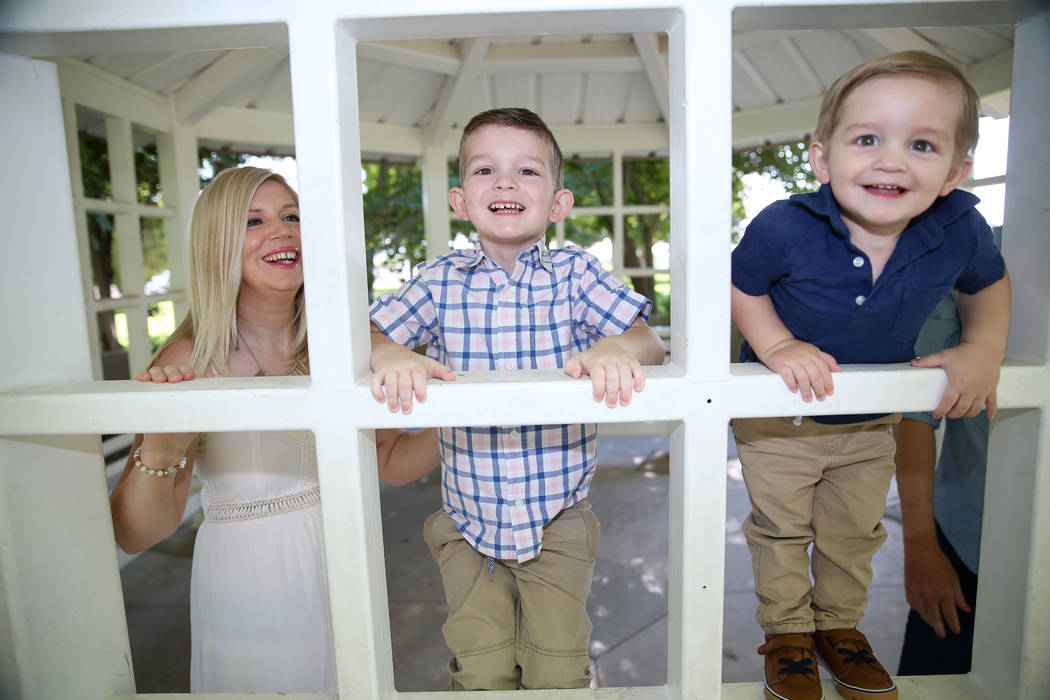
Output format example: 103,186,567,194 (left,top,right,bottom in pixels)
854,295,866,306
504,360,516,369
852,256,864,268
